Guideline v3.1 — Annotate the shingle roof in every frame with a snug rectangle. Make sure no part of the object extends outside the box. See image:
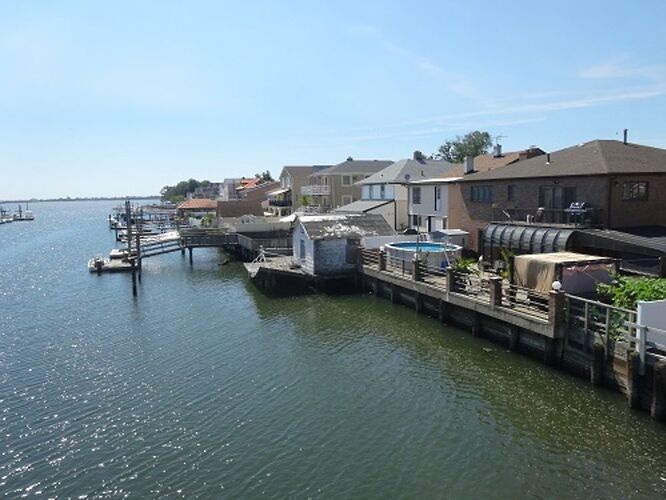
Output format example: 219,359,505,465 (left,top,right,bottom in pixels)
333,199,393,213
298,213,395,240
216,200,264,217
458,140,666,182
282,165,332,177
310,159,393,177
177,199,218,210
356,158,455,185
